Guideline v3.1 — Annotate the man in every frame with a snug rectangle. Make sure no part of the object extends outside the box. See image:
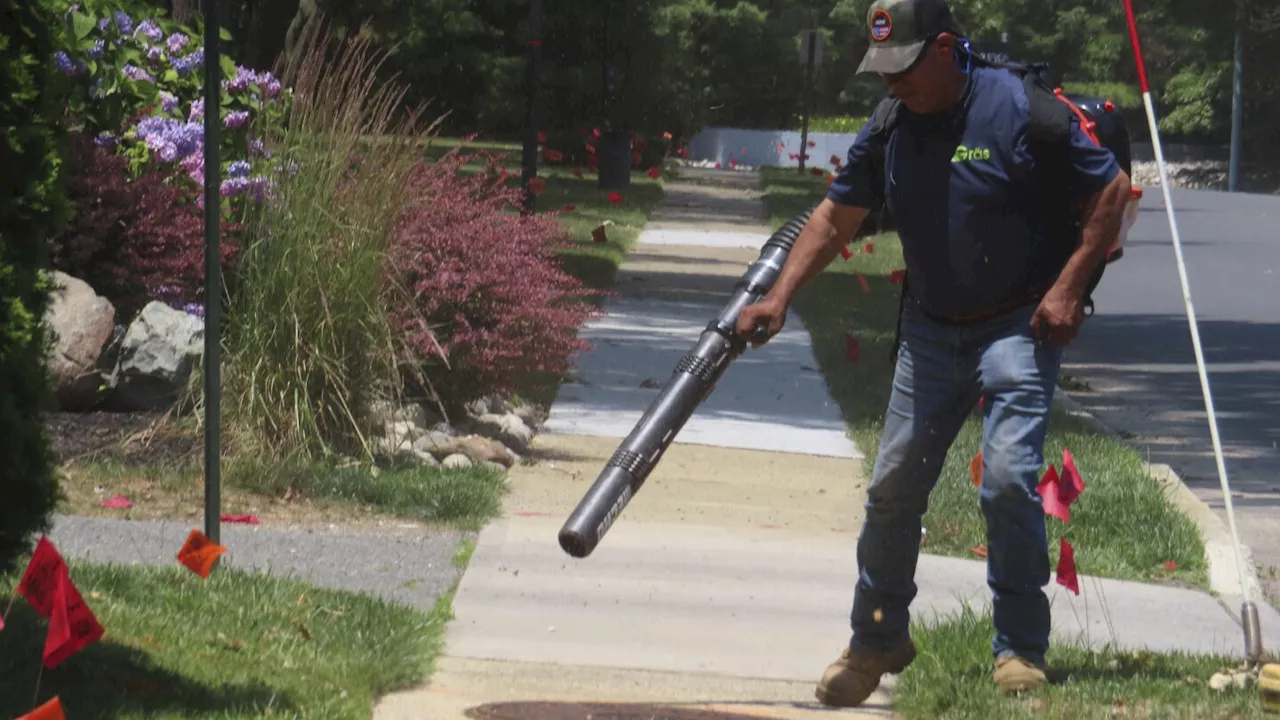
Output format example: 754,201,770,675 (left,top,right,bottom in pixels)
735,0,1131,707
